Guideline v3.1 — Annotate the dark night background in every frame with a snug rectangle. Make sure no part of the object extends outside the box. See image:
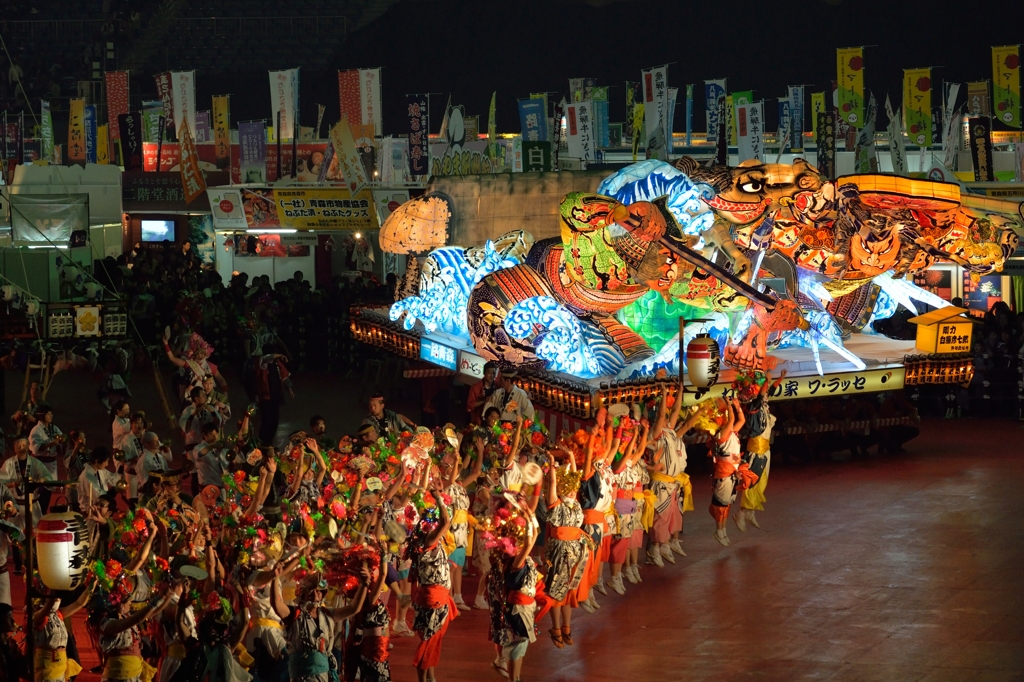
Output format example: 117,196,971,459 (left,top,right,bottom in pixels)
5,0,1024,138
